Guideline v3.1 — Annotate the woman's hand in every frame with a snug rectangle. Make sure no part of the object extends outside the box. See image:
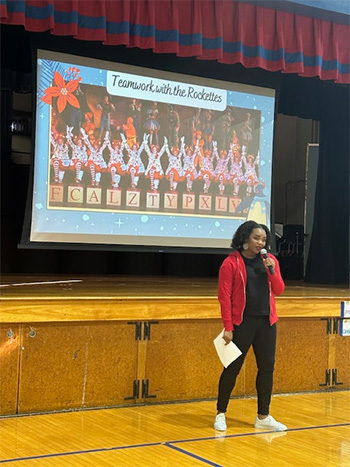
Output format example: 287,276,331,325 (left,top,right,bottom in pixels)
223,330,233,345
262,256,275,272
